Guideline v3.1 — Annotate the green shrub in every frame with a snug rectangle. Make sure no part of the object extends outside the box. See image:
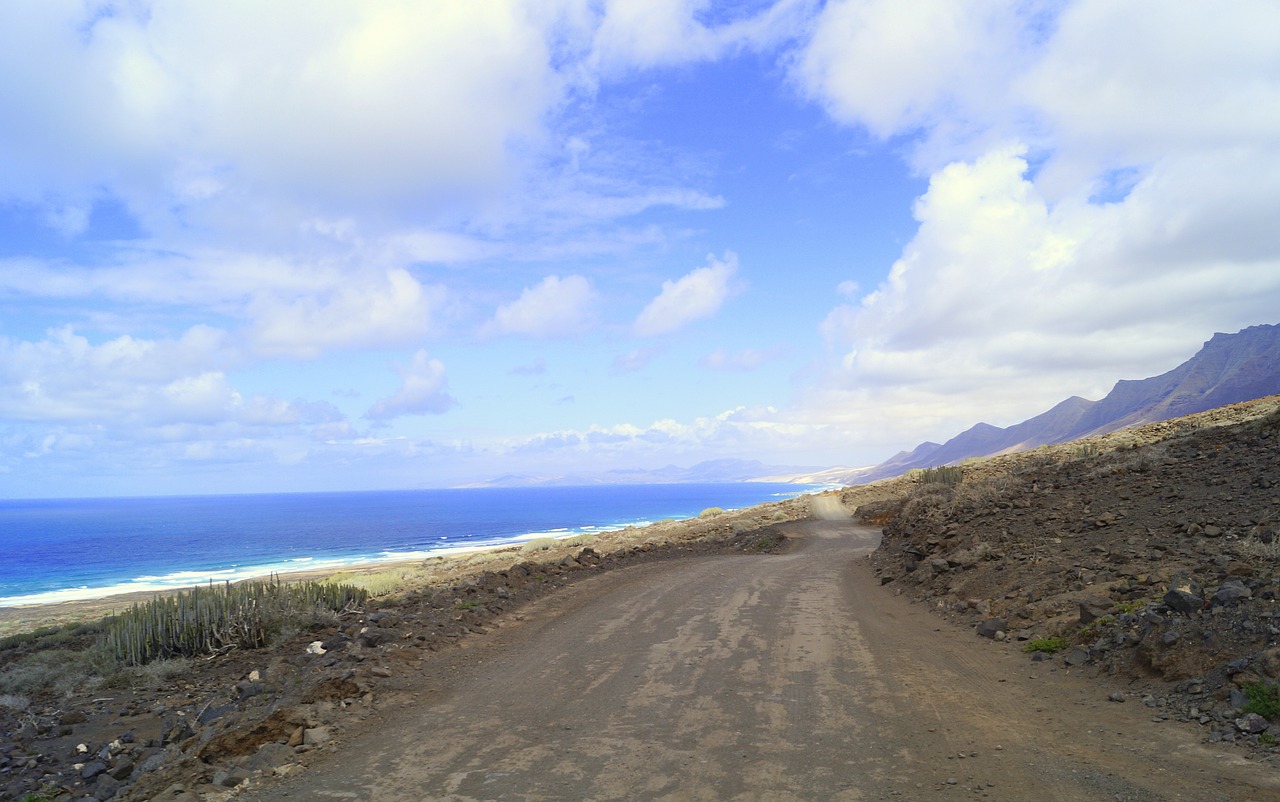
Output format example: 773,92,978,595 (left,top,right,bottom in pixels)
1021,636,1068,654
699,507,725,518
100,577,366,666
1242,682,1280,719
